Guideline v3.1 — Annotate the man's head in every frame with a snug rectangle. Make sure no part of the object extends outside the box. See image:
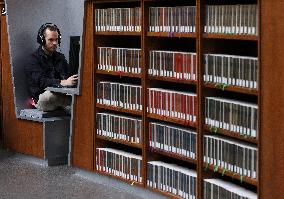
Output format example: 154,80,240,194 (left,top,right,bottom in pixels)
37,23,61,55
